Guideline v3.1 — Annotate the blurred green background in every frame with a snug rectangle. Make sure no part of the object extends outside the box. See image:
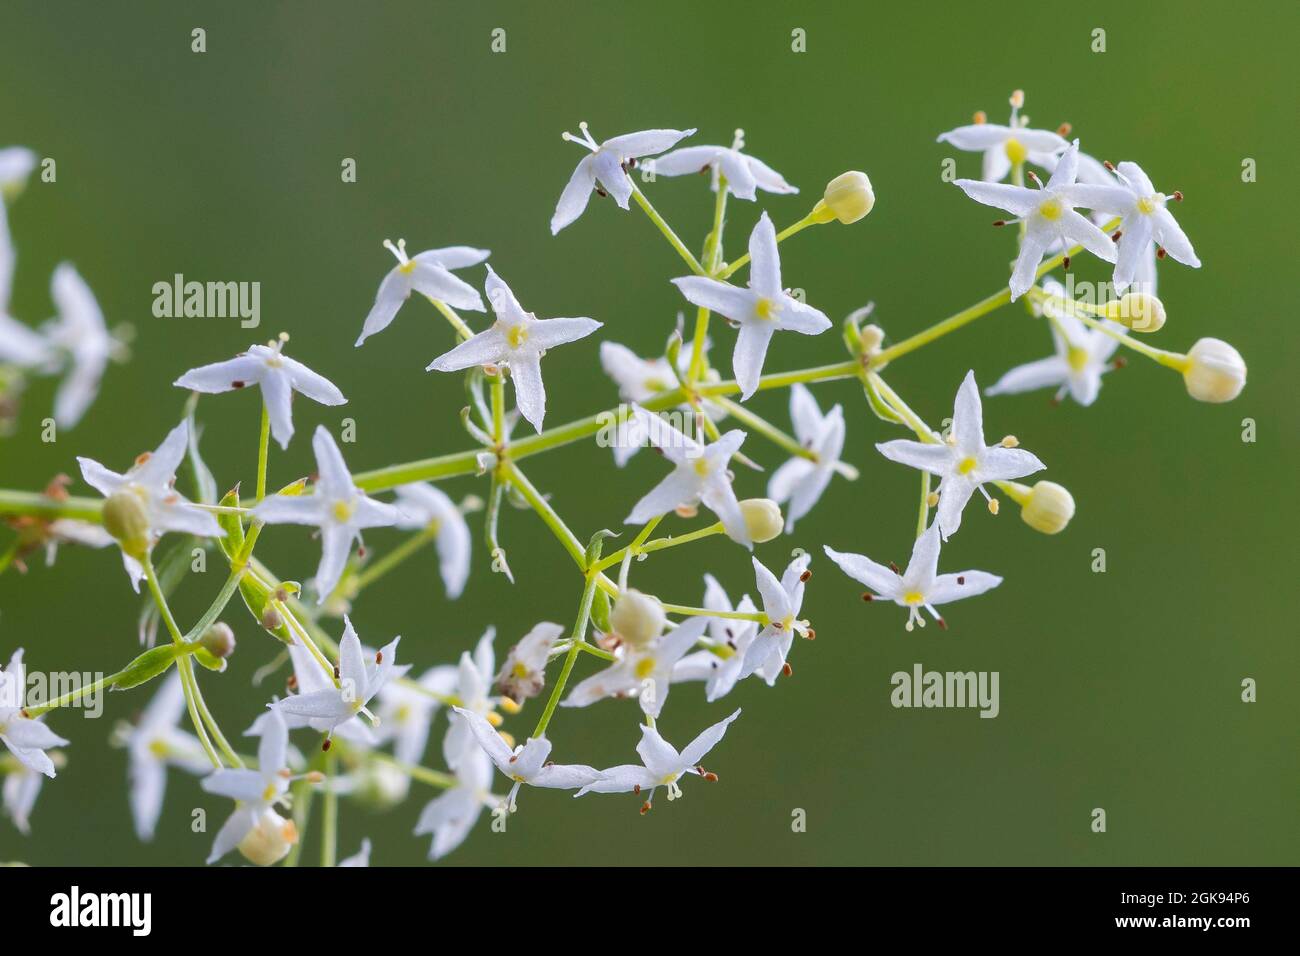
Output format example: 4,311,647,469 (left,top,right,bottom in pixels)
1,0,1295,866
